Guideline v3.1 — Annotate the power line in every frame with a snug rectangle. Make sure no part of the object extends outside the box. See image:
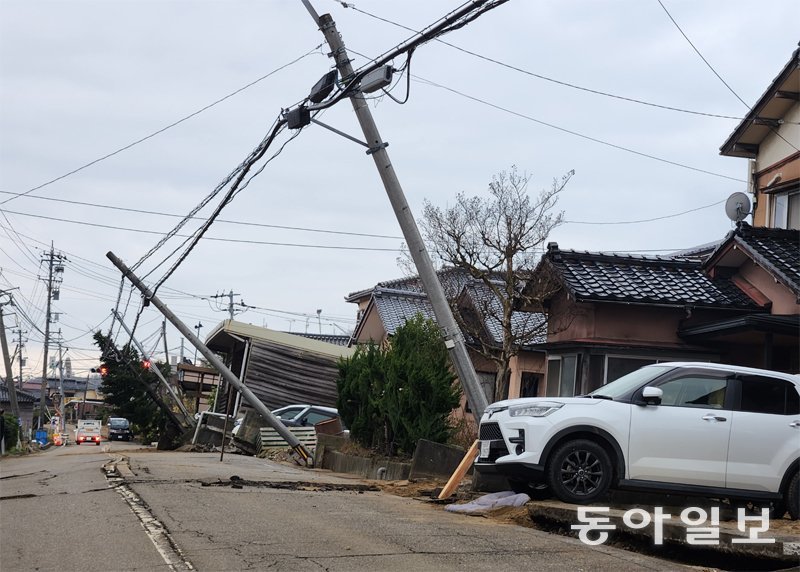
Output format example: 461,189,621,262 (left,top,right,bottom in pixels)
0,43,325,206
656,0,799,153
0,209,402,252
335,1,800,124
0,190,403,240
0,223,237,304
412,75,745,183
565,198,725,225
656,0,746,107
